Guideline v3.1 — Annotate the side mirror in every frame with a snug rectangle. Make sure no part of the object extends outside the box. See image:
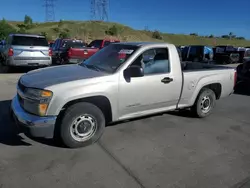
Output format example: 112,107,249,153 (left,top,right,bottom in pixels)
124,65,144,80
